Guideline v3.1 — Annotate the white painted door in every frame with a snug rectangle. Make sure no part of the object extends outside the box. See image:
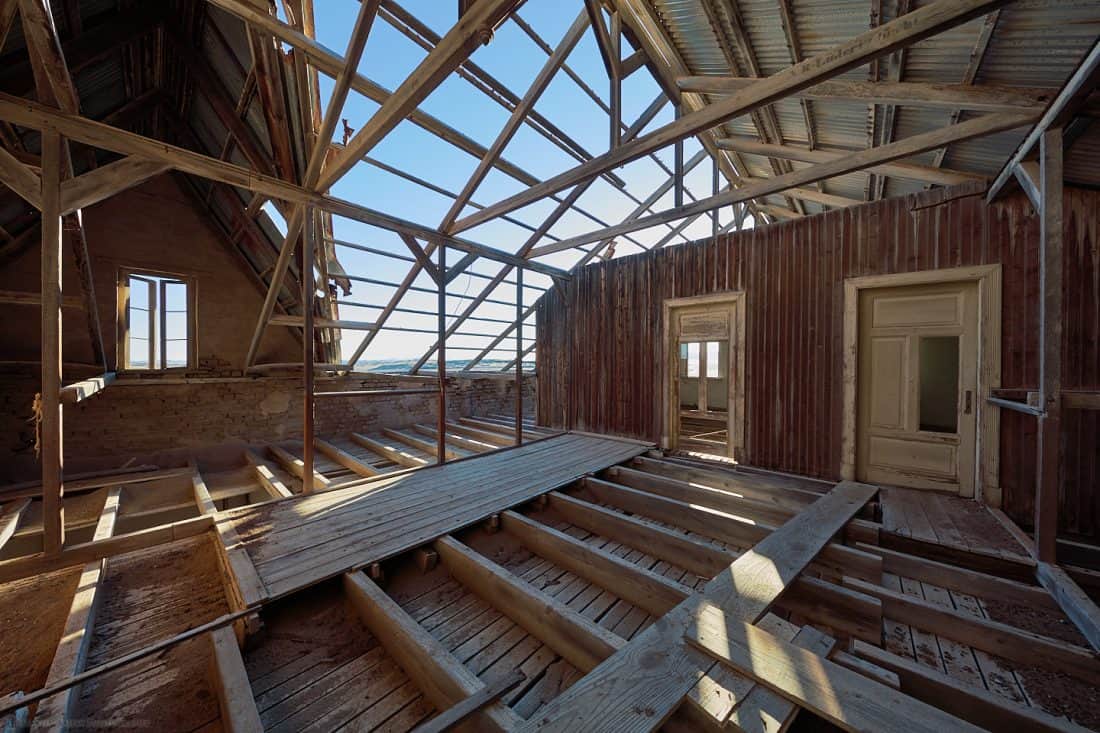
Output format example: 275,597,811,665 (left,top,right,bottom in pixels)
857,281,979,494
